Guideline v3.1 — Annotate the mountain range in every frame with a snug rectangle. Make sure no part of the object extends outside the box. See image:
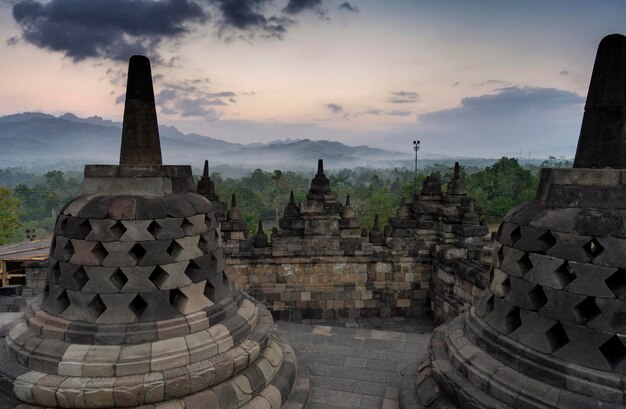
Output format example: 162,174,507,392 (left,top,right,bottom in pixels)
0,112,417,171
